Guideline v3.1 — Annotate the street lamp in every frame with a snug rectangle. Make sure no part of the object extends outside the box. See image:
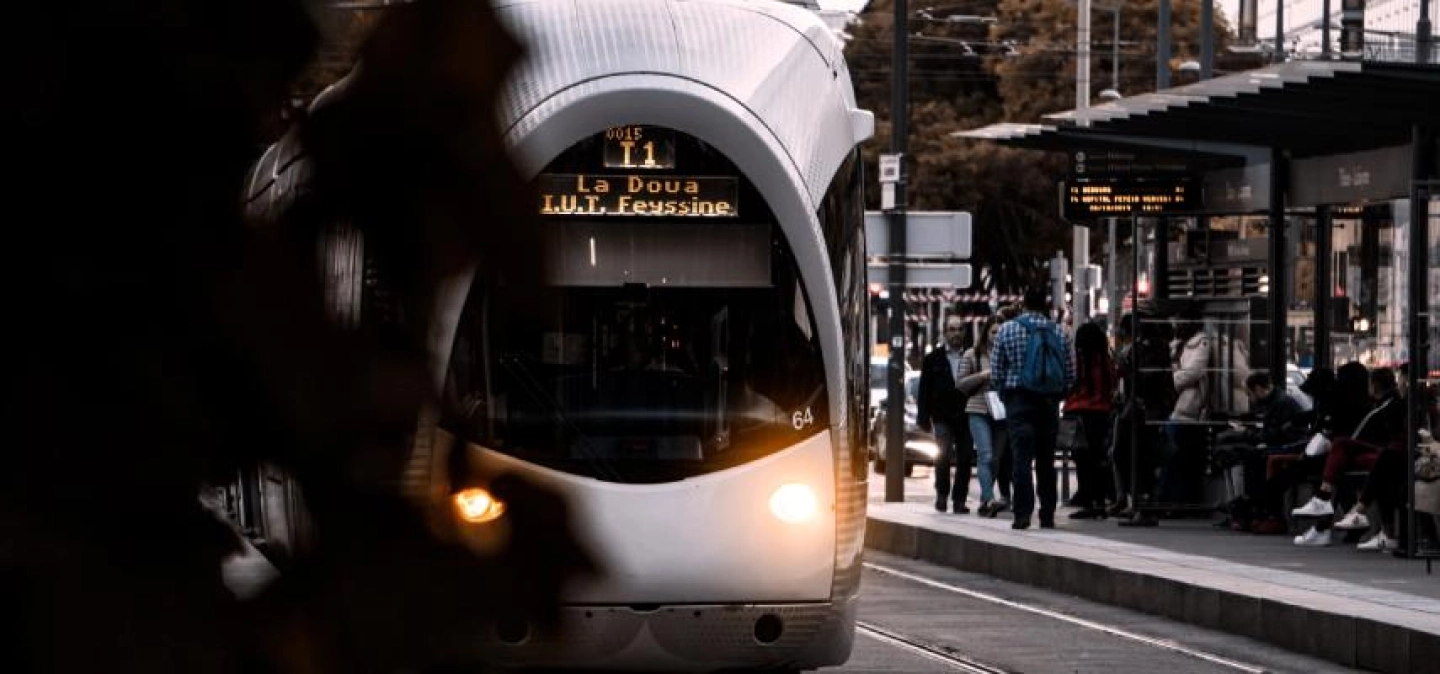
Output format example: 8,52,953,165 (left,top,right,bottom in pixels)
1068,0,1122,102
1095,2,1121,98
